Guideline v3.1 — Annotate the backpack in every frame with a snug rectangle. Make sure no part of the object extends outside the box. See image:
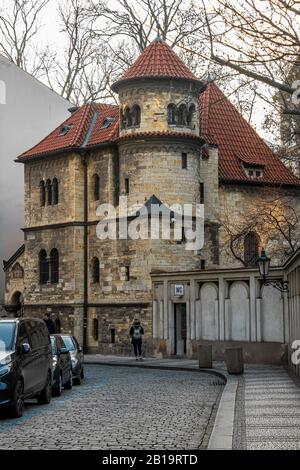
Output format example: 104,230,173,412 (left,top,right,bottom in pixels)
133,325,142,340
